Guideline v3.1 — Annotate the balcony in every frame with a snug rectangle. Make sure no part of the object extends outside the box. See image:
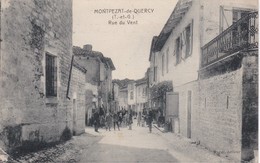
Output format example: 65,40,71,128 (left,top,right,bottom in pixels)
201,12,258,68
